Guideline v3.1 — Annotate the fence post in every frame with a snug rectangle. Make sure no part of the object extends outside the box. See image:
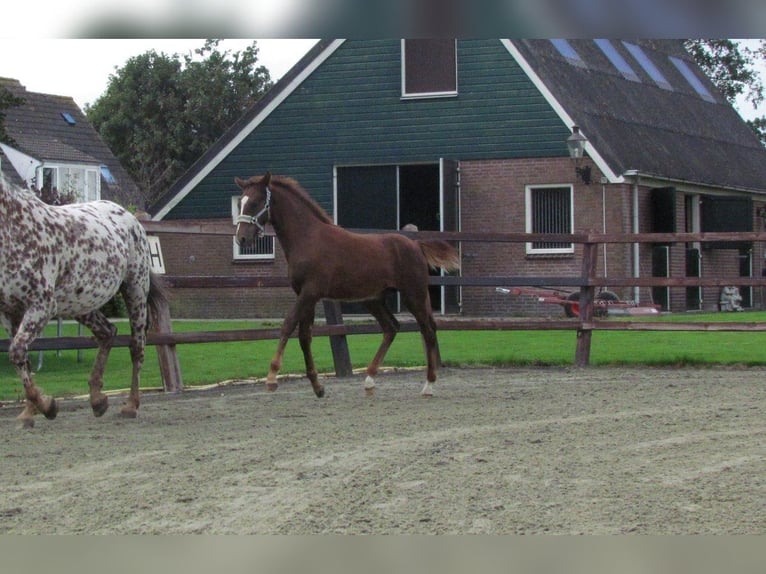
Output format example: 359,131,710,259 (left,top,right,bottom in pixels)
151,296,183,392
575,241,598,367
322,300,353,377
